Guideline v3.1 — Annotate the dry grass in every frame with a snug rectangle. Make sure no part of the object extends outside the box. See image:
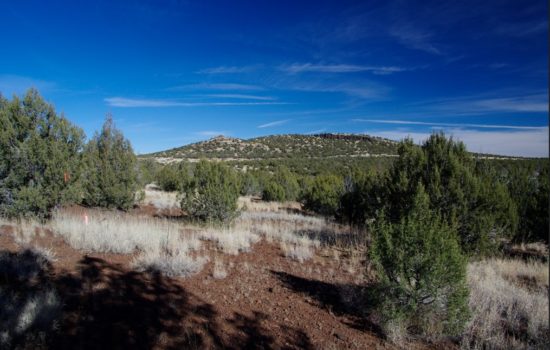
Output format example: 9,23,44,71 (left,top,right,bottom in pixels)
5,194,356,279
237,211,322,261
199,226,260,255
131,250,208,278
212,258,228,279
51,210,207,278
462,257,549,349
238,196,301,213
51,211,201,255
12,219,43,245
141,184,180,210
